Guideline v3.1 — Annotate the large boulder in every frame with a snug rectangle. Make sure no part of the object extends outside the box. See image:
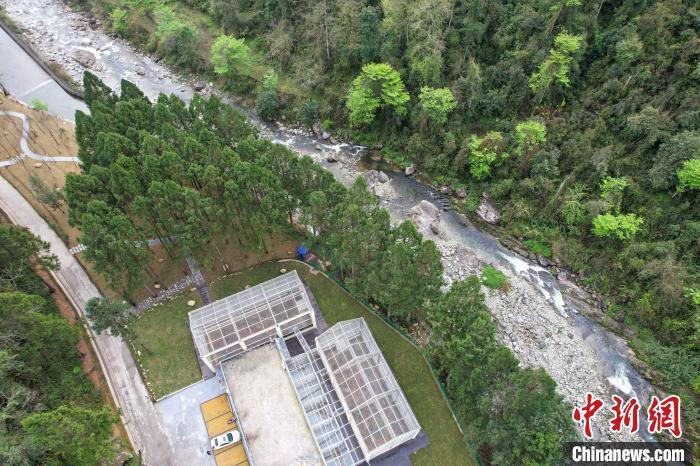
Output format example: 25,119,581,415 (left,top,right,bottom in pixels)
364,170,389,184
476,195,502,224
408,200,441,236
364,170,393,198
438,185,451,195
71,50,96,68
193,80,206,91
405,164,416,176
312,121,322,137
